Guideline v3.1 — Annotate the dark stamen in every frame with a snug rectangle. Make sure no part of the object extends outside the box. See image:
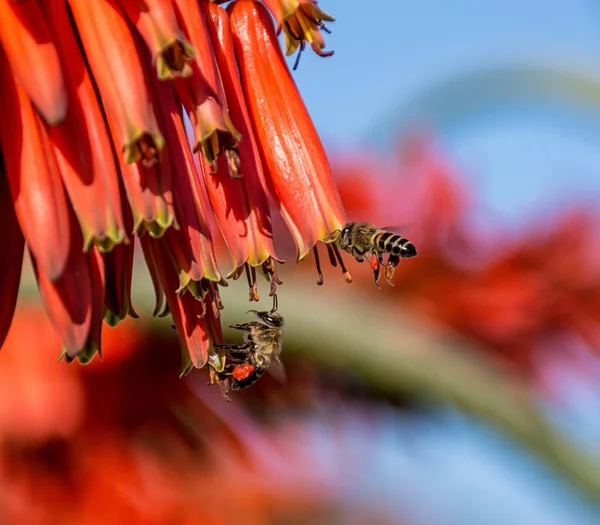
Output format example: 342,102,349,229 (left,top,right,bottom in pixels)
293,40,306,71
326,243,338,267
243,264,259,302
244,263,254,302
262,258,283,296
313,245,324,285
210,283,224,311
211,296,220,318
332,244,352,283
314,48,335,58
